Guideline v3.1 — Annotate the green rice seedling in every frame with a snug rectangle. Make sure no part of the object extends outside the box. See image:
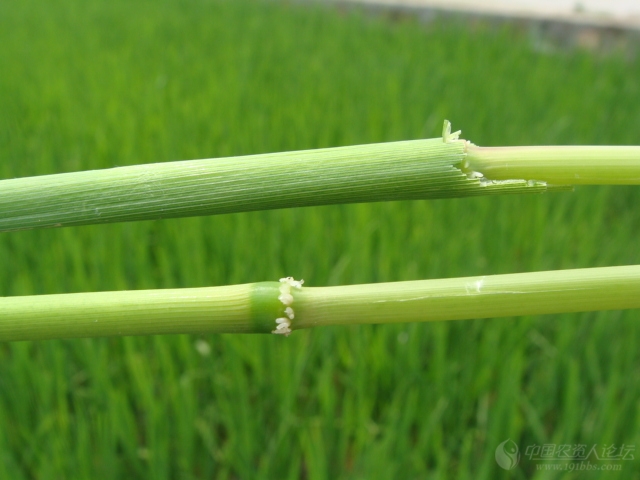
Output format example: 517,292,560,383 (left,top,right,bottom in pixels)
2,0,640,477
1,119,638,342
